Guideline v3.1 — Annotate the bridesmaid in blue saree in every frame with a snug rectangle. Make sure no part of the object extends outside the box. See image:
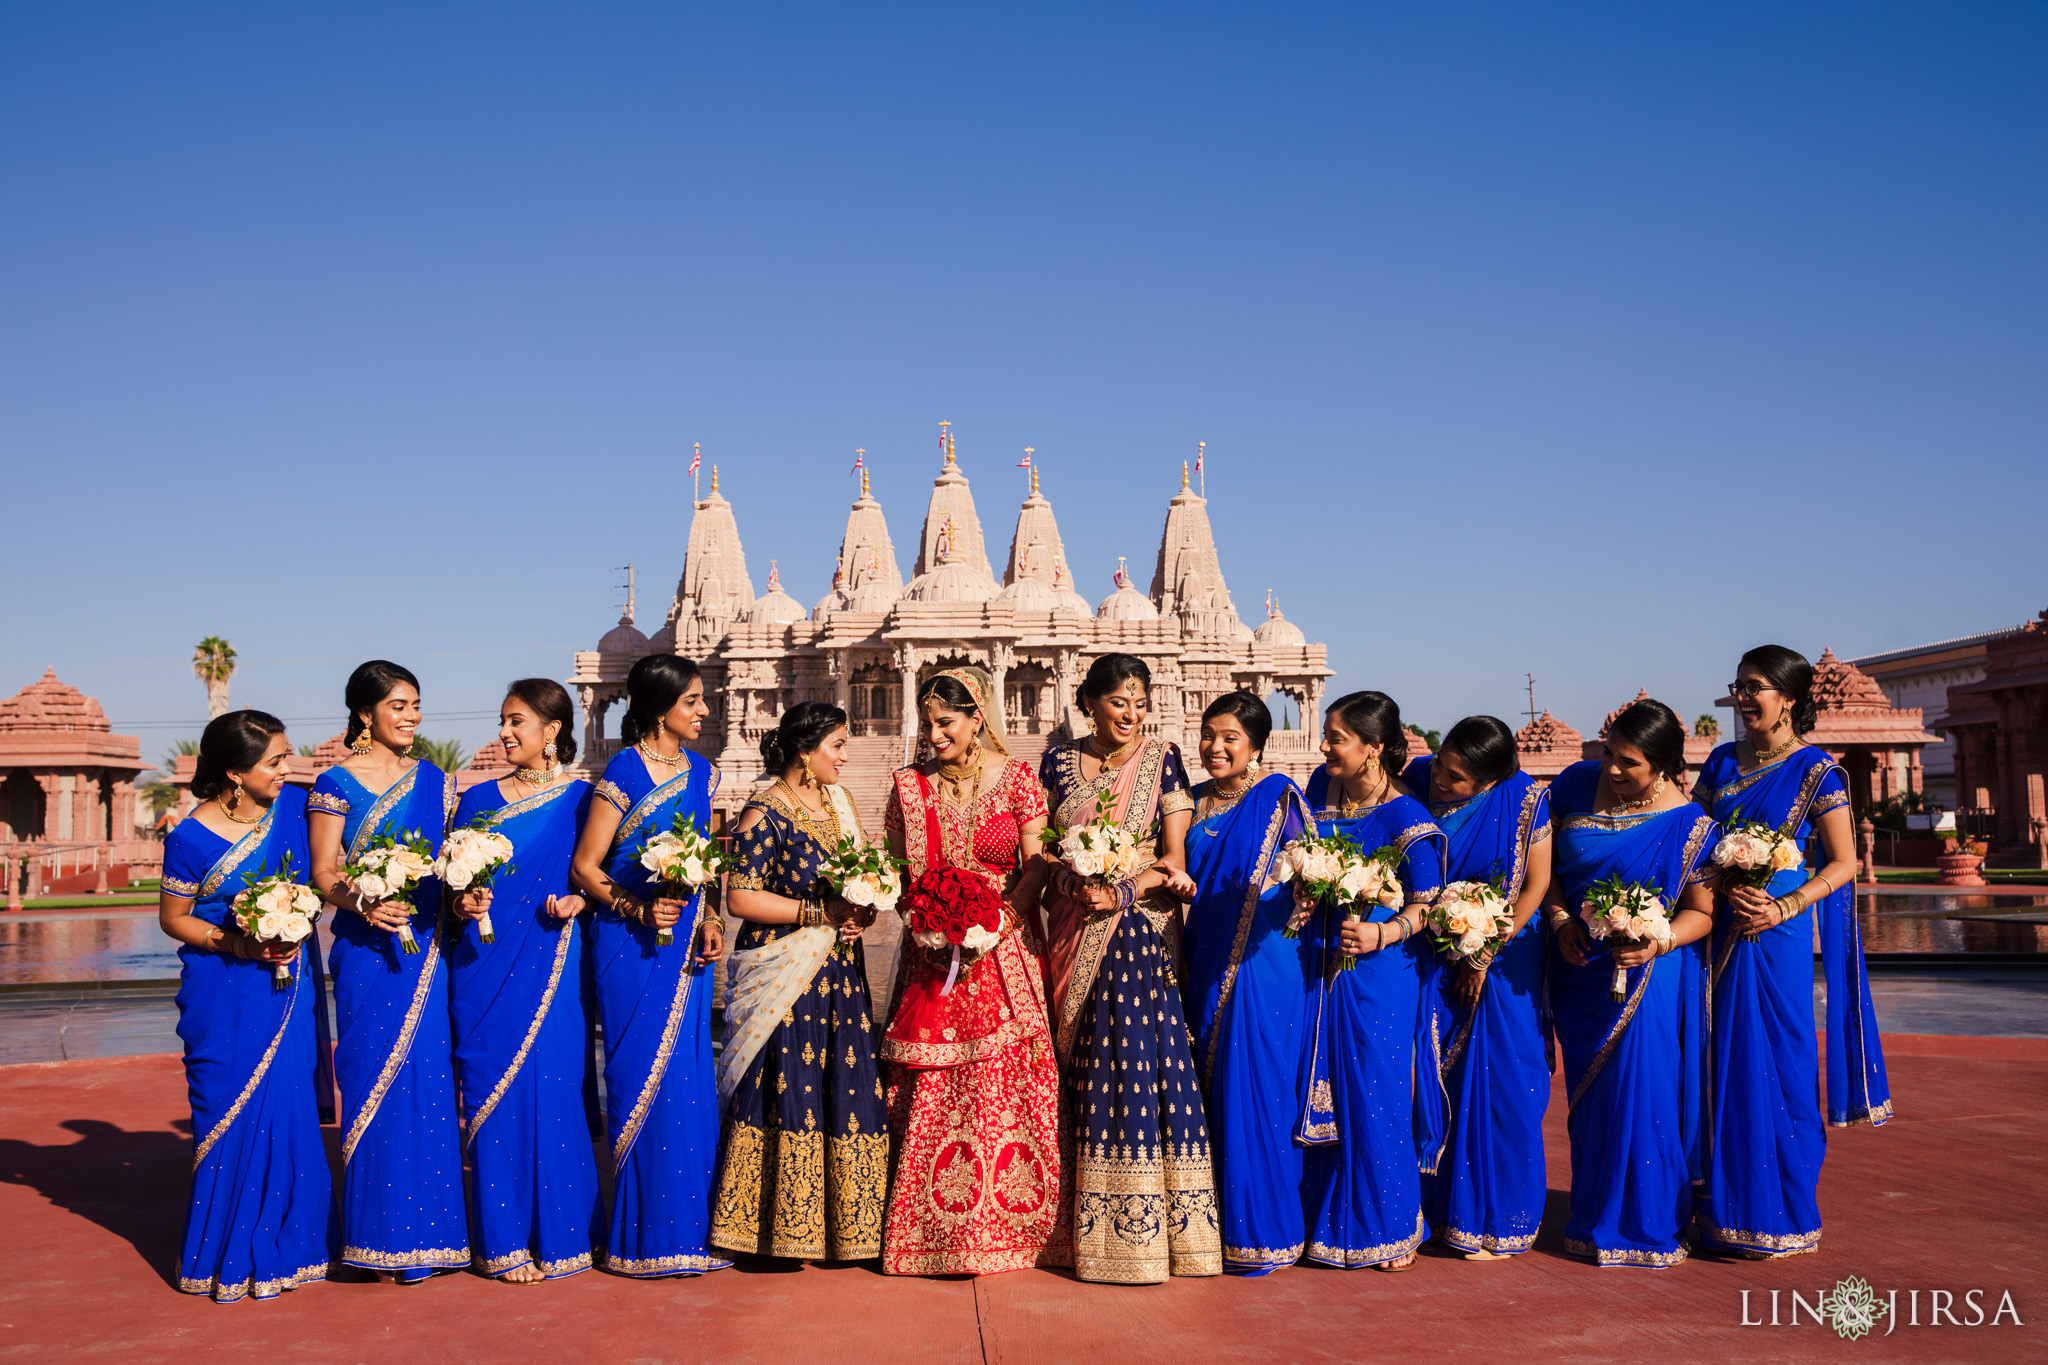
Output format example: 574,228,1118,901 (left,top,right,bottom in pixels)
1039,652,1220,1283
447,679,603,1283
159,710,337,1301
570,653,730,1279
1299,690,1447,1273
1546,699,1718,1268
309,659,467,1284
1412,716,1553,1260
1180,692,1316,1275
1695,646,1888,1260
